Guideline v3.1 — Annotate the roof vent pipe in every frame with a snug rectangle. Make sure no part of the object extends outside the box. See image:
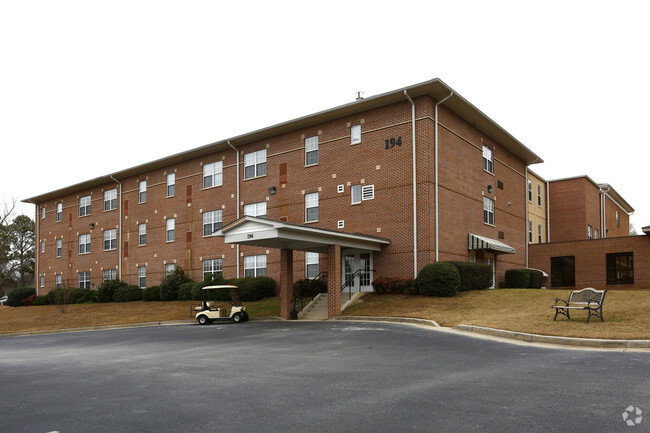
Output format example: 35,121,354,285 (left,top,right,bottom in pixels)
356,91,364,101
